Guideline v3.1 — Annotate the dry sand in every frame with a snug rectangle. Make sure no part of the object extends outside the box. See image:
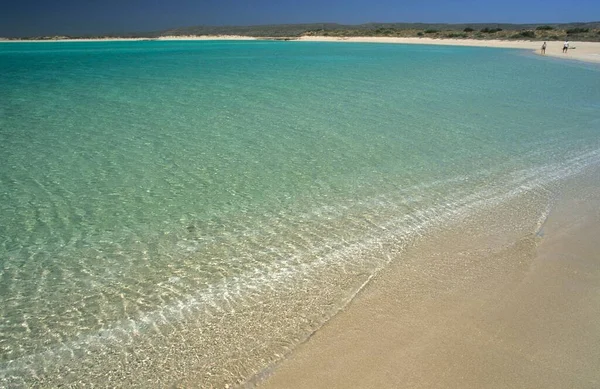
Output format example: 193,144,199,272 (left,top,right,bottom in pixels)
256,170,600,389
0,35,257,43
157,35,256,40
